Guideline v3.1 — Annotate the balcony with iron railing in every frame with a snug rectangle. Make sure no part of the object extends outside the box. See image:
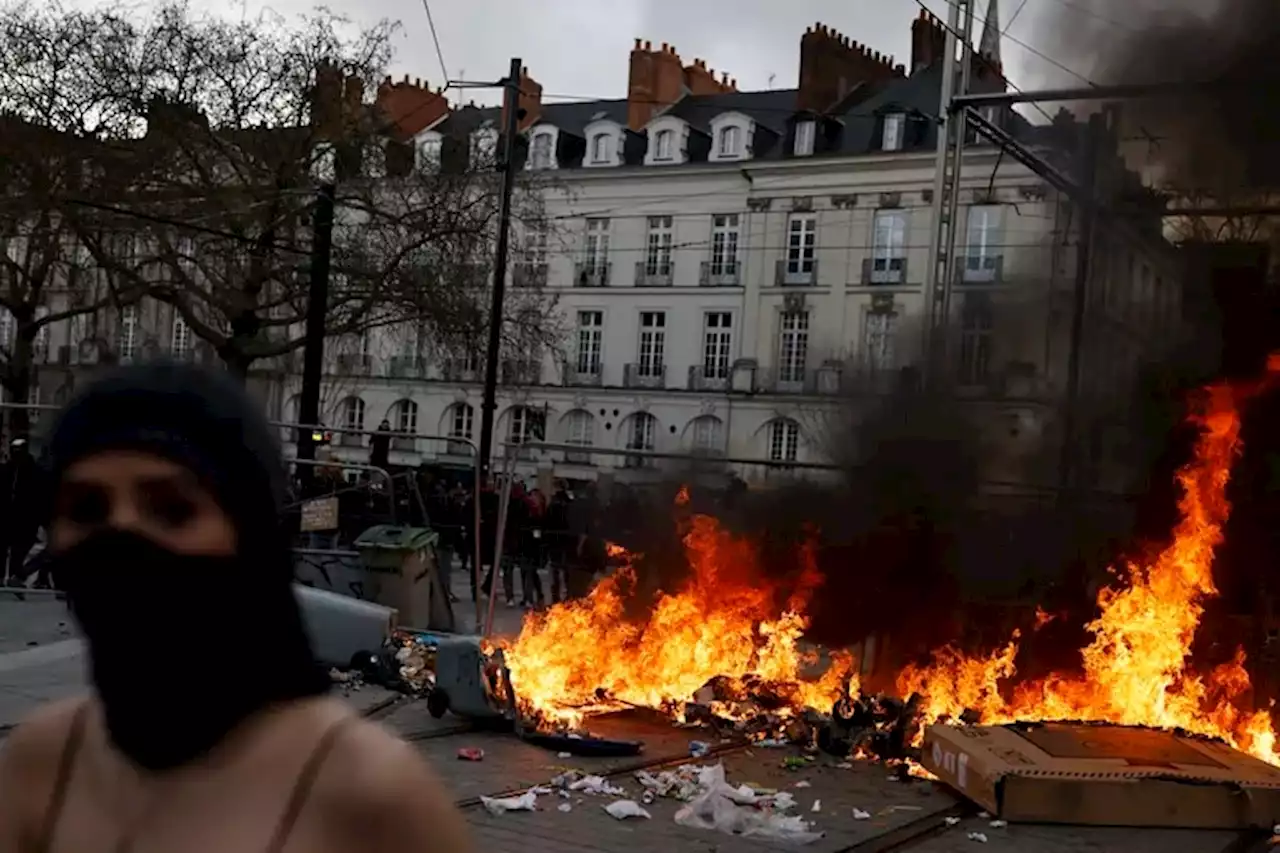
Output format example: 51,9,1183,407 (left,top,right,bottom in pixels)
387,355,427,378
753,365,822,394
623,443,658,468
861,256,908,286
623,362,666,389
563,443,593,465
953,254,1005,285
445,437,475,456
513,263,549,288
775,259,818,286
564,364,603,386
501,359,542,385
687,364,729,391
634,260,673,287
391,435,419,452
441,359,480,382
574,261,610,287
337,429,365,448
700,260,741,286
